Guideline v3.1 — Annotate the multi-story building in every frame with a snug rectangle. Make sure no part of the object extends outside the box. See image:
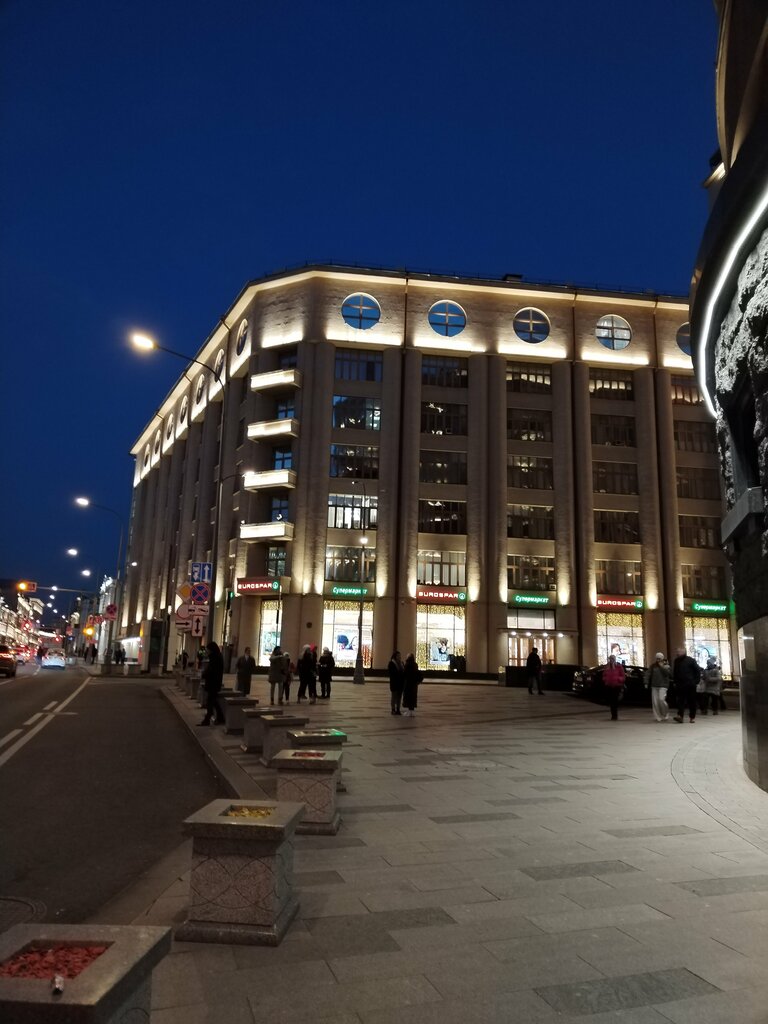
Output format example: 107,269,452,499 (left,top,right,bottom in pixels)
125,265,736,676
